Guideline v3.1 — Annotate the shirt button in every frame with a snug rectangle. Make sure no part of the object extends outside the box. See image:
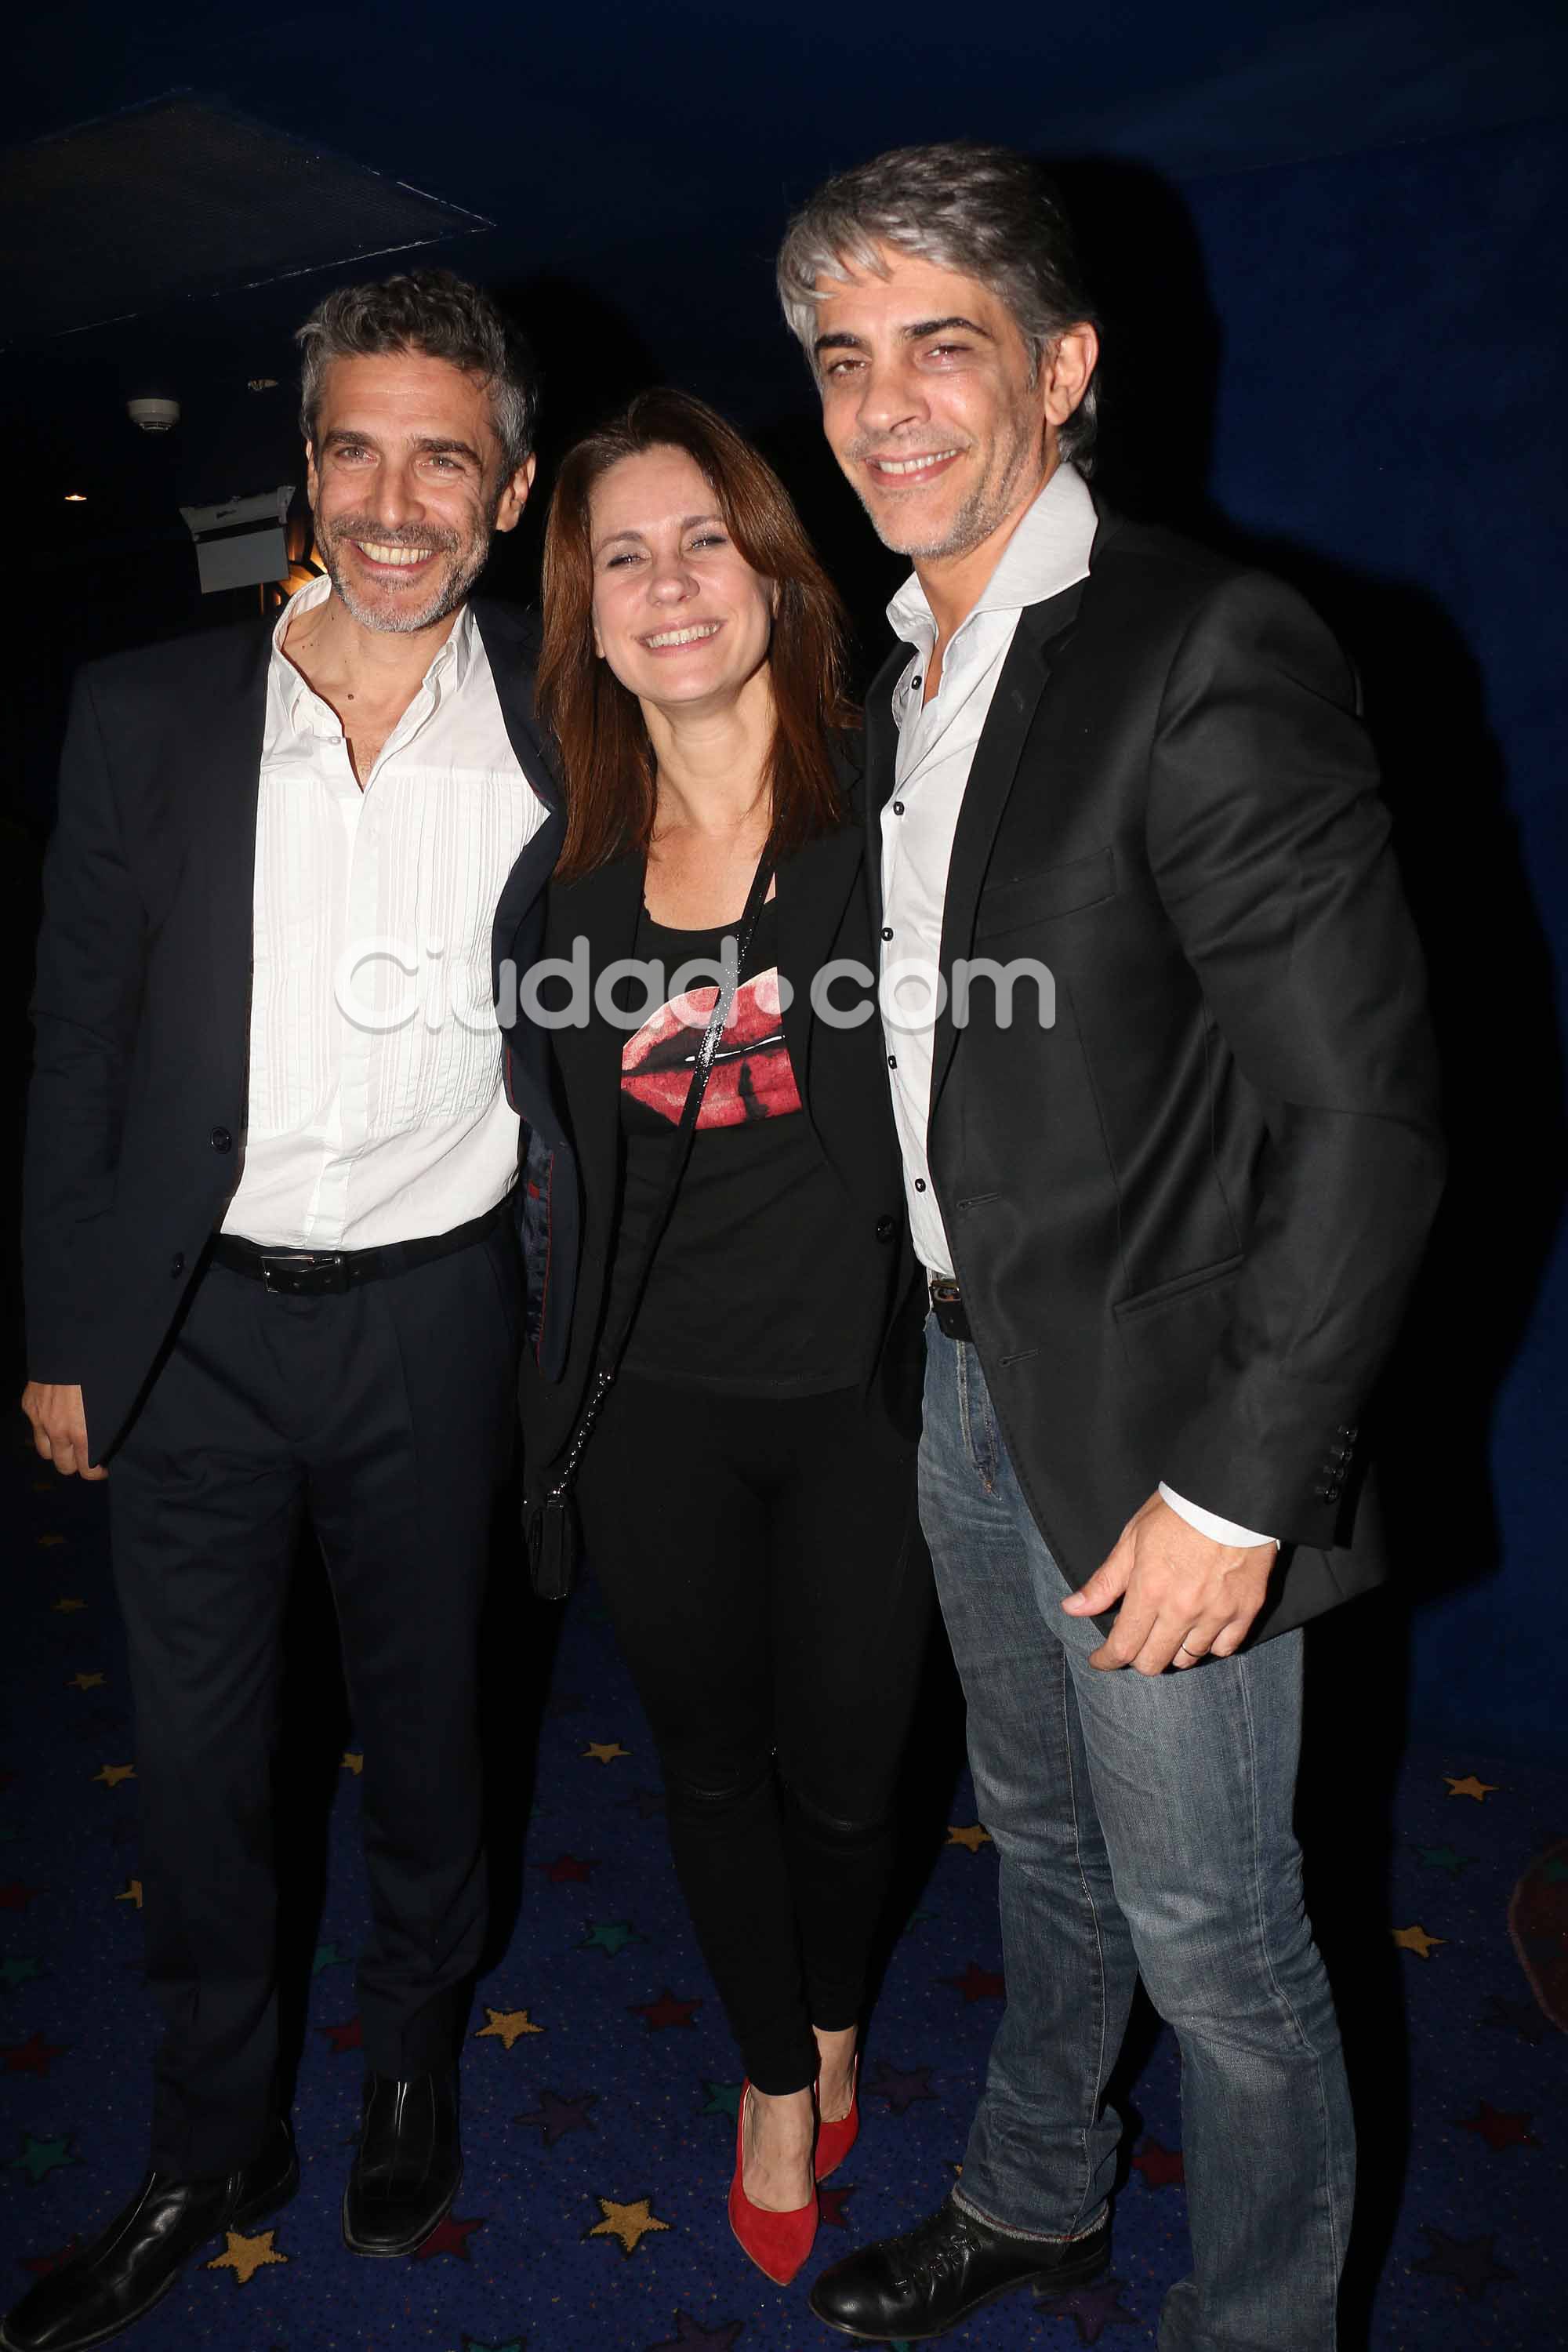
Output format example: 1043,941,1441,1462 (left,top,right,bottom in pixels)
892,801,905,815
911,674,922,690
210,1126,232,1153
881,927,894,941
887,1054,897,1069
914,1178,927,1193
